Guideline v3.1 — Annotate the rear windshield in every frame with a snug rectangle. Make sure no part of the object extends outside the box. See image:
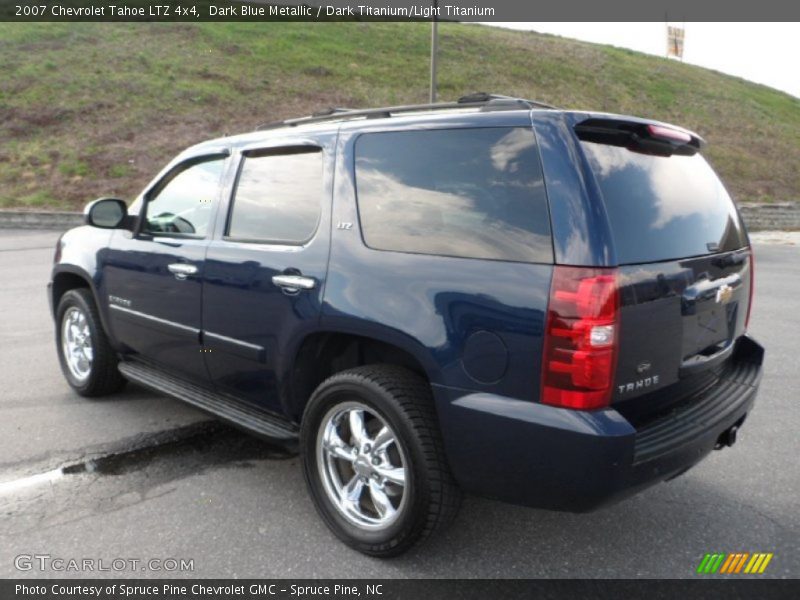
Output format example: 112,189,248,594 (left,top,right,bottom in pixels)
580,141,747,264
